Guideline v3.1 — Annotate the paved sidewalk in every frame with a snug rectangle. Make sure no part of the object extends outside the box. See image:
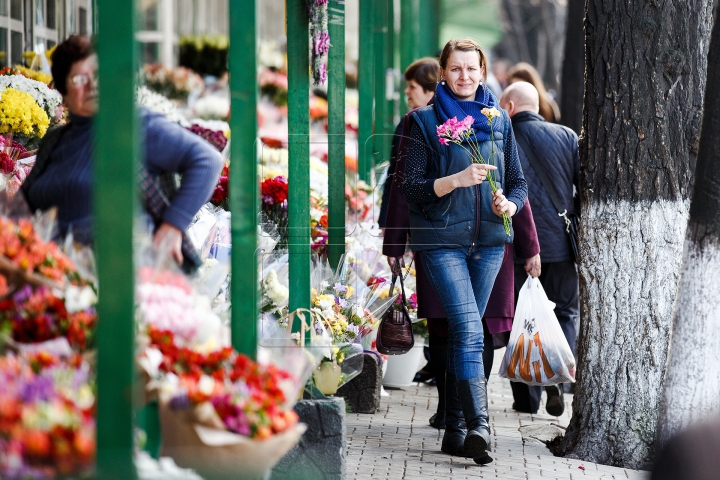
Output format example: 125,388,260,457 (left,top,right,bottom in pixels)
345,351,650,480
